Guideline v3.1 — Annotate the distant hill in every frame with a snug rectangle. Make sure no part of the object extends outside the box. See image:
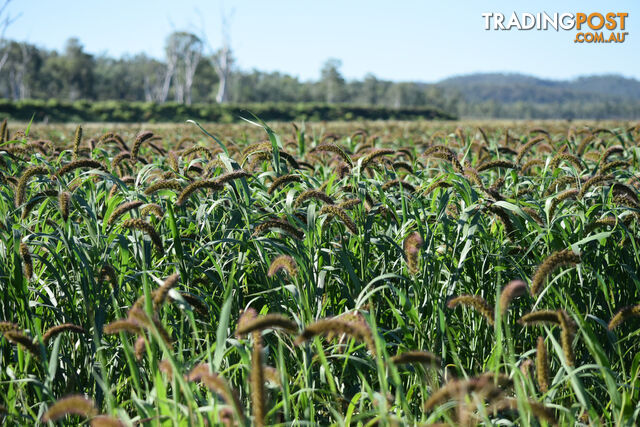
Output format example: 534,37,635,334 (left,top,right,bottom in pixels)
433,73,640,119
436,73,640,103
